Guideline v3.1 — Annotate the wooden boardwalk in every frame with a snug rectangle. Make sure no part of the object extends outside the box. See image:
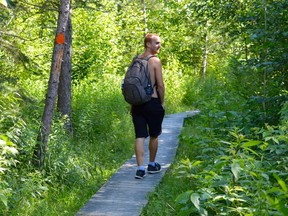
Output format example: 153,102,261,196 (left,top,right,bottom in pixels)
76,111,199,216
